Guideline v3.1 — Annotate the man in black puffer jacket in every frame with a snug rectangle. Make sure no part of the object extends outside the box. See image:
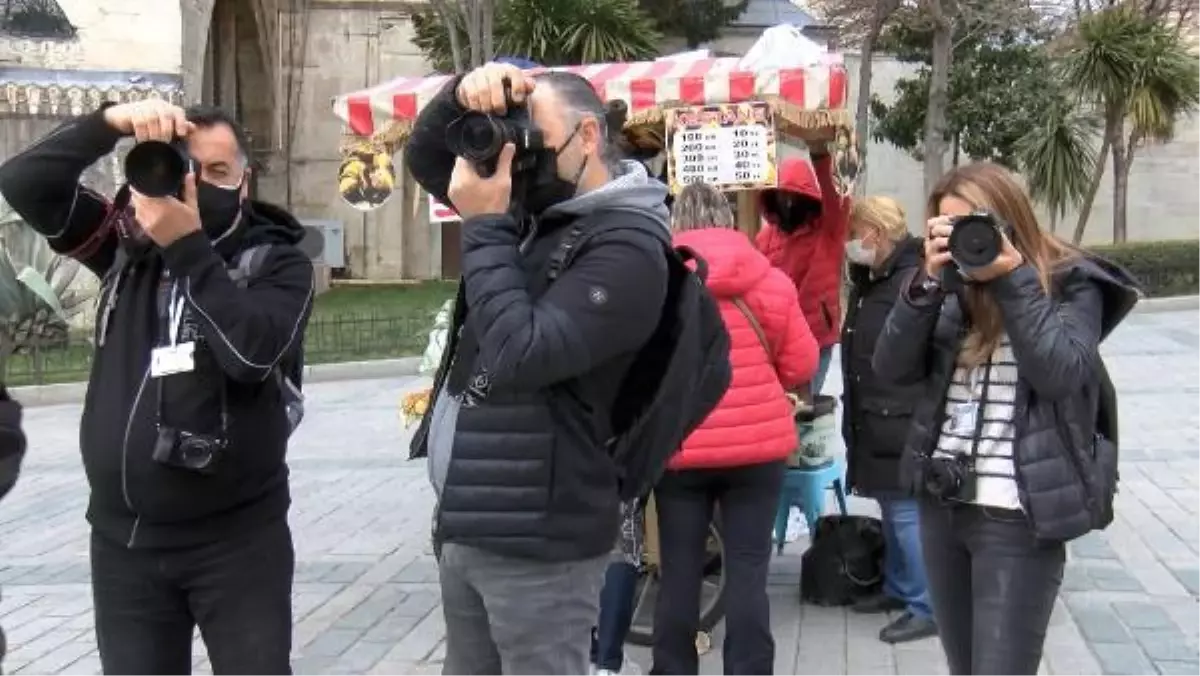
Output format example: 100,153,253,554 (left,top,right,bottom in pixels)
406,62,669,674
0,100,312,675
0,384,26,674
